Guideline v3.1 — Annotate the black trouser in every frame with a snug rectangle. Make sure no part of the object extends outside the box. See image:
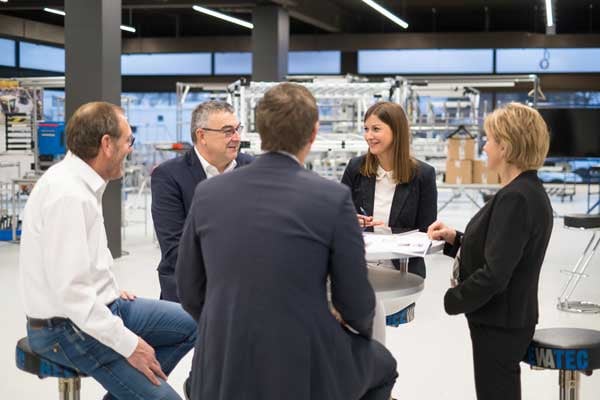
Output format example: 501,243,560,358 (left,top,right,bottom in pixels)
468,321,536,400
